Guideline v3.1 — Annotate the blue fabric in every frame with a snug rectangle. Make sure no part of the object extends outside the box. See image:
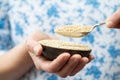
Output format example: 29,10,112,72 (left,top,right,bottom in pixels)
0,0,13,50
0,0,120,80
